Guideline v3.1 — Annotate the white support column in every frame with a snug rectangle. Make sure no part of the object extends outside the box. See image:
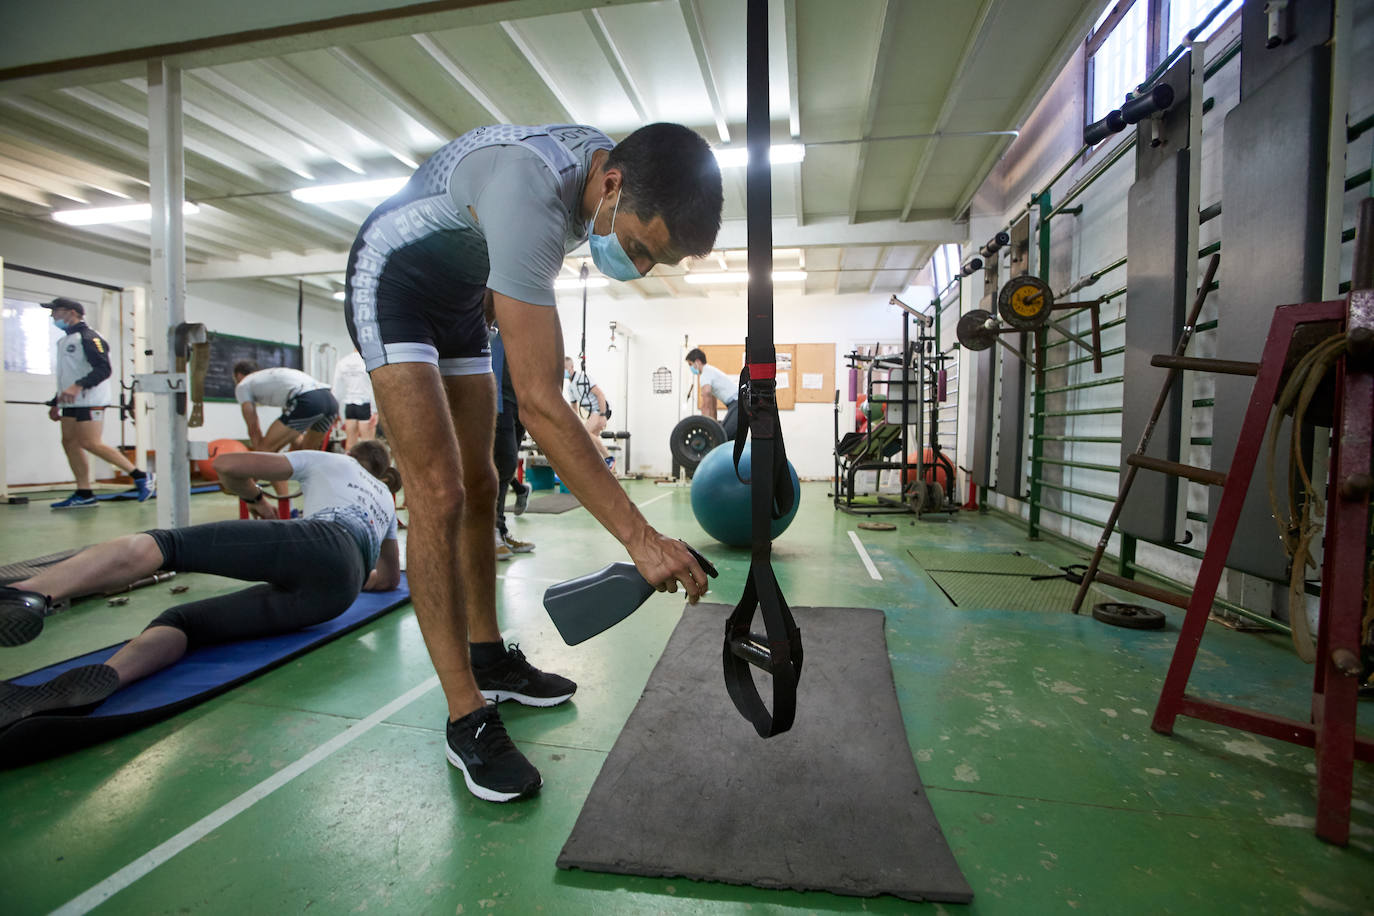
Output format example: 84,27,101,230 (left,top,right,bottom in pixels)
0,255,8,504
130,287,150,474
147,60,190,529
